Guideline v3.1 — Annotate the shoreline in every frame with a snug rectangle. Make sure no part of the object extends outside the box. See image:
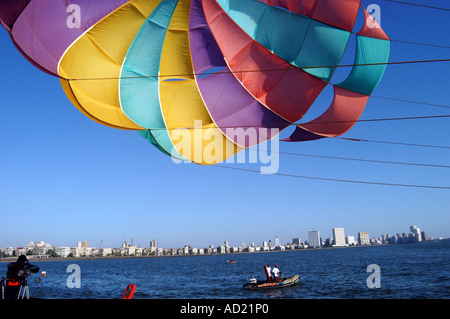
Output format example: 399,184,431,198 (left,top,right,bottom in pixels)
1,239,445,263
